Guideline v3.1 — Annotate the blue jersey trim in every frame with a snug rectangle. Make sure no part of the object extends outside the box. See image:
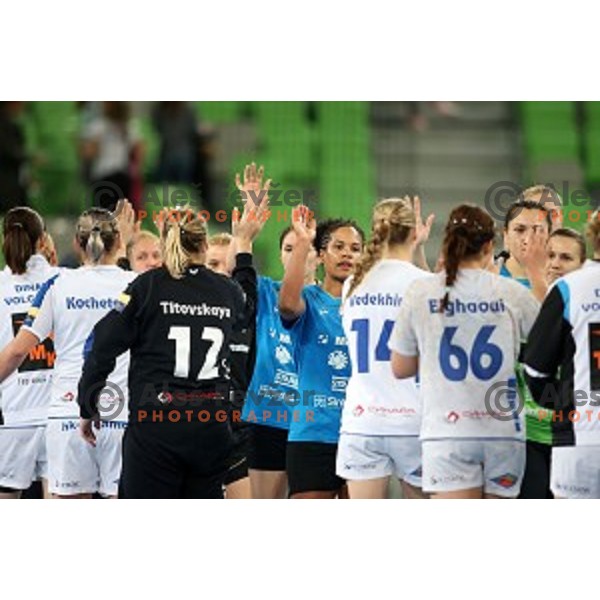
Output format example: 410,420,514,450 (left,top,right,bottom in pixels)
556,279,570,324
